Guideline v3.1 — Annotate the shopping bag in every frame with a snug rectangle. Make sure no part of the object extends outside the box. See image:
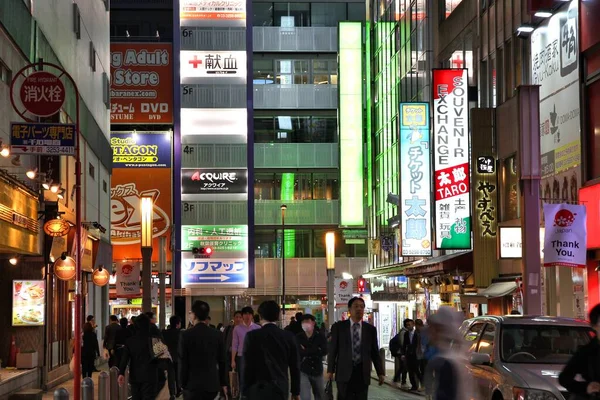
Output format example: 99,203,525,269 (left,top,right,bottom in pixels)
229,369,239,398
325,379,334,400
